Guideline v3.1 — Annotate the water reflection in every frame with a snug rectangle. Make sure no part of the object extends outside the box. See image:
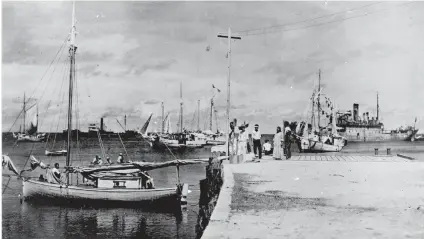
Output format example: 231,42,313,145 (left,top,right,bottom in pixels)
15,202,186,238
